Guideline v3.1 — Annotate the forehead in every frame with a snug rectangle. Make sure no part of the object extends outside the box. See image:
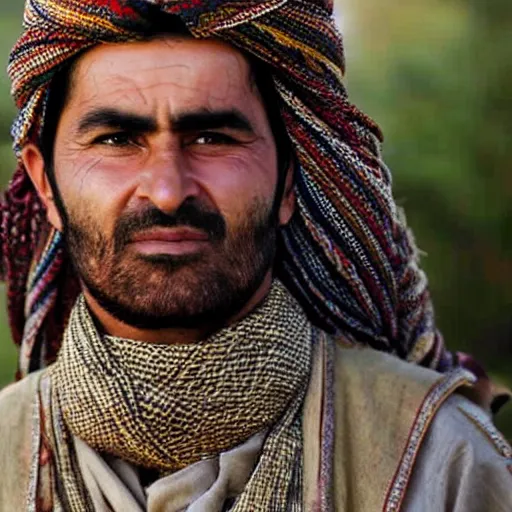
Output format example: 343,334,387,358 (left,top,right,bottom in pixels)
69,37,258,114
